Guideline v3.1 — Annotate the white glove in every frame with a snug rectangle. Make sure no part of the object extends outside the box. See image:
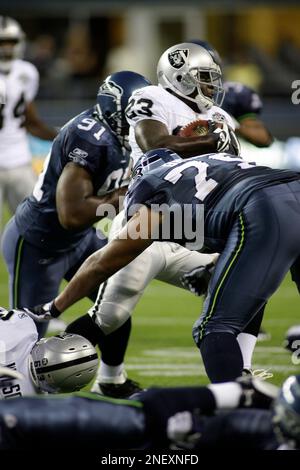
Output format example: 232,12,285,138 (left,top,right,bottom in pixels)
23,301,60,323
